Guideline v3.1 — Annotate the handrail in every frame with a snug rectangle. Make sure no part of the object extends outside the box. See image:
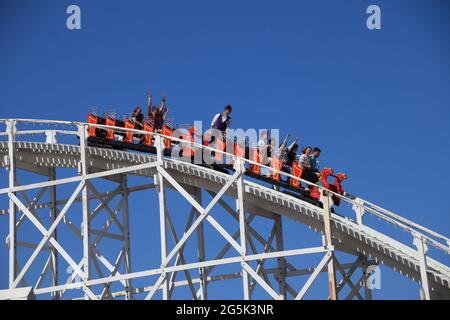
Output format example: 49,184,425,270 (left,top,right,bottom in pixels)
1,118,449,254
